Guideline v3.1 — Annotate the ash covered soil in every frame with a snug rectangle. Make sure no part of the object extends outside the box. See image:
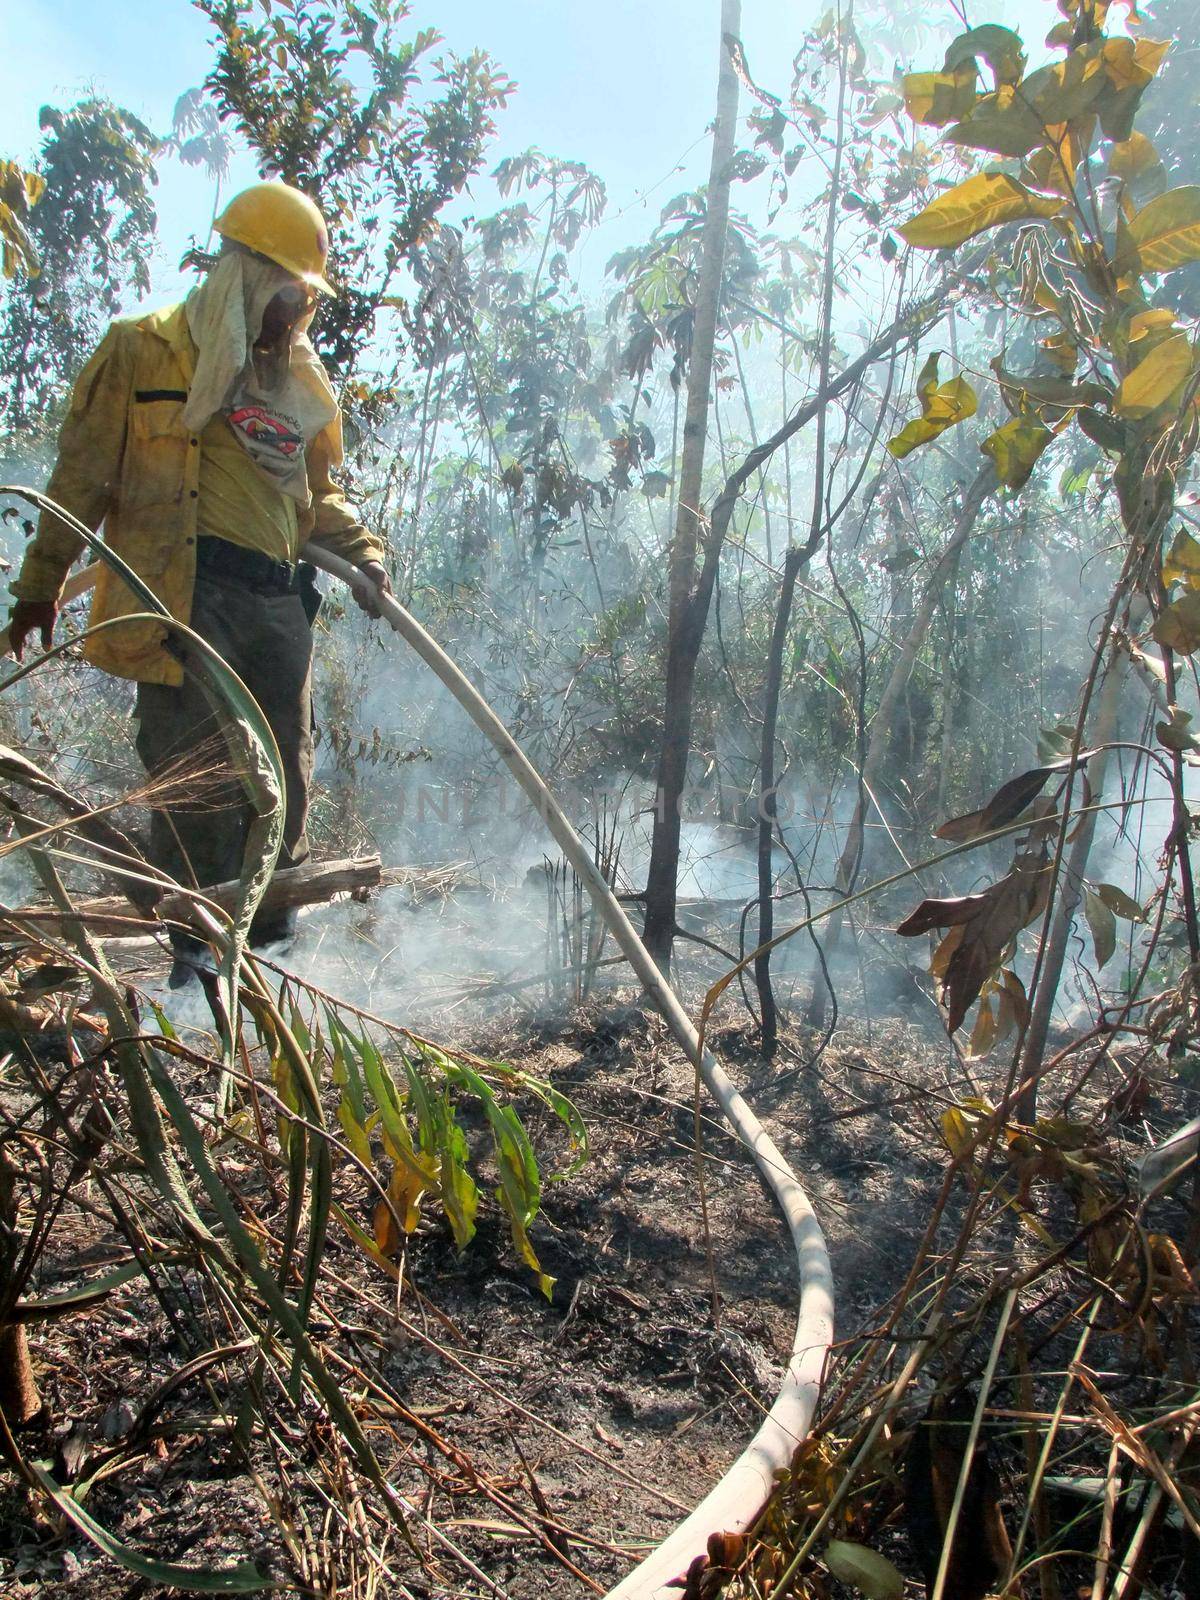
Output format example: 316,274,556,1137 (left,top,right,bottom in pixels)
2,991,971,1598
